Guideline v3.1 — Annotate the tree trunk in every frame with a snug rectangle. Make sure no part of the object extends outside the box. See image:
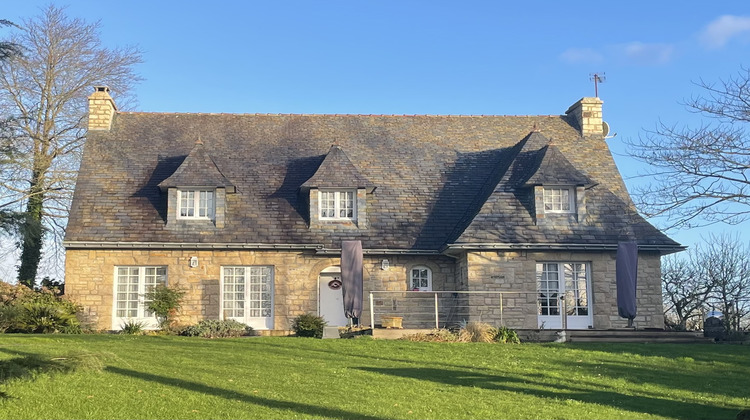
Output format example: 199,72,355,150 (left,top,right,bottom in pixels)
17,169,44,288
